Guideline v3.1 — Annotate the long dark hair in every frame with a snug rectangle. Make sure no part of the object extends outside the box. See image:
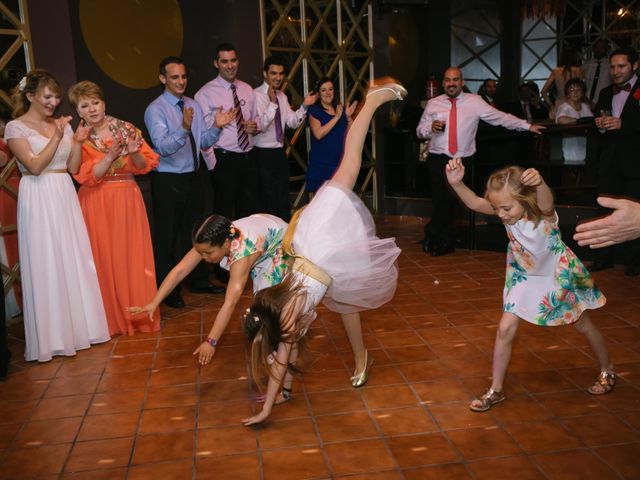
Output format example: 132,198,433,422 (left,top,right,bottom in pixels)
191,214,238,246
314,76,338,110
243,274,309,390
